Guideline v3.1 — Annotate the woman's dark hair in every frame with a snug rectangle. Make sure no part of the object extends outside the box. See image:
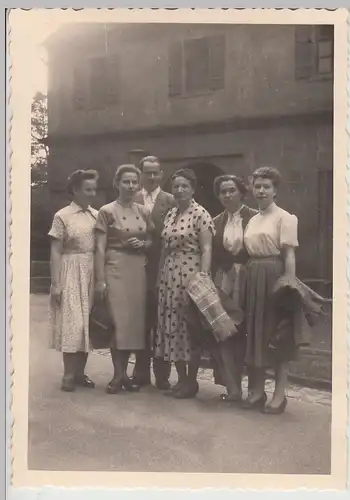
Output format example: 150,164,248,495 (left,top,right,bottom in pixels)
66,169,99,195
251,166,282,188
213,175,248,199
113,164,141,190
171,168,197,190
